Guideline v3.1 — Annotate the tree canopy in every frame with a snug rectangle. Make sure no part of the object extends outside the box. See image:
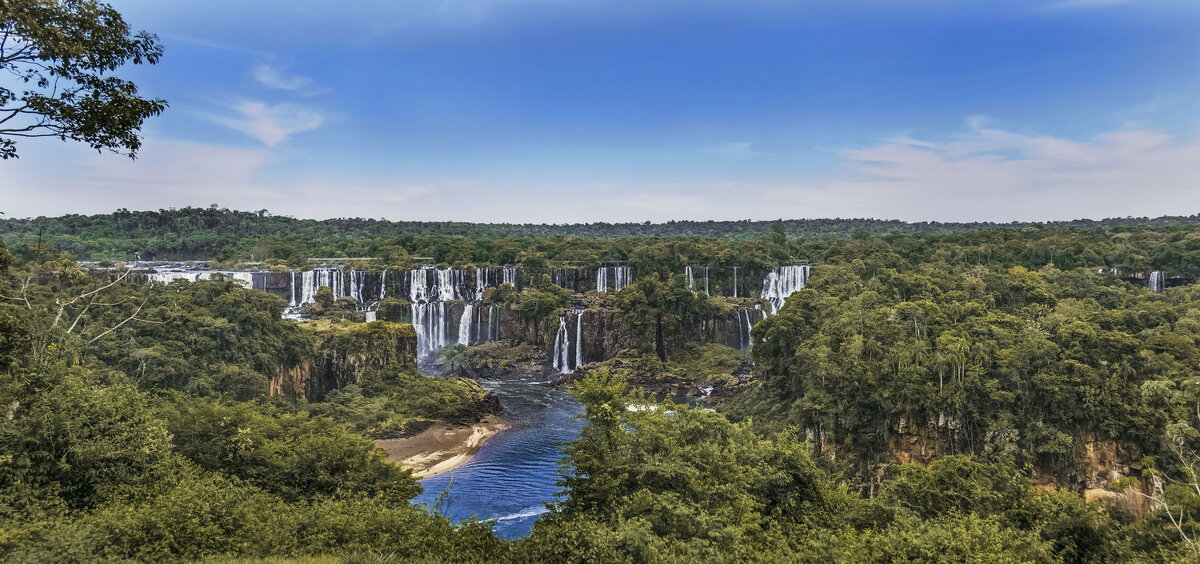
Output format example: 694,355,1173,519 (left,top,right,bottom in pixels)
0,0,166,159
